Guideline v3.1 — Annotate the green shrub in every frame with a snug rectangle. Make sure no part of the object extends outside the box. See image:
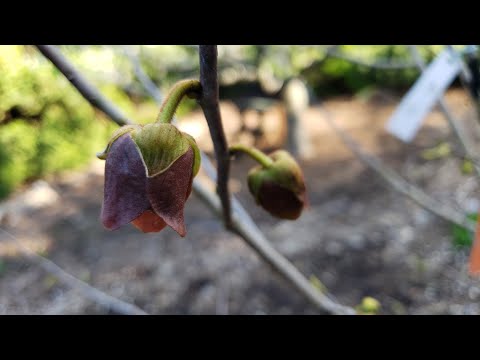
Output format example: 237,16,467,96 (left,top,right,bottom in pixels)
0,119,38,198
452,213,478,248
0,45,117,199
